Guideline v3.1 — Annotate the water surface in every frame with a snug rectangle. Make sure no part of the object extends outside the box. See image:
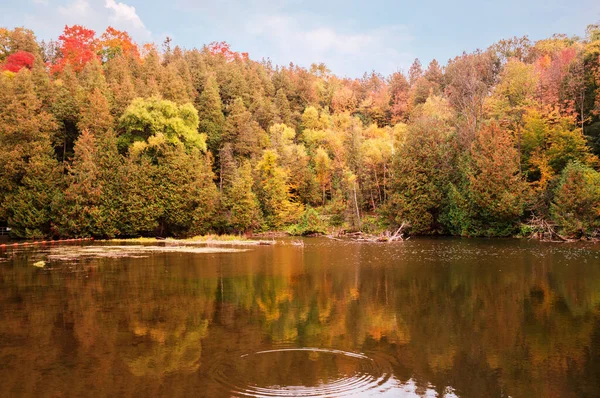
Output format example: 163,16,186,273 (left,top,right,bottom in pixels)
1,238,599,397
